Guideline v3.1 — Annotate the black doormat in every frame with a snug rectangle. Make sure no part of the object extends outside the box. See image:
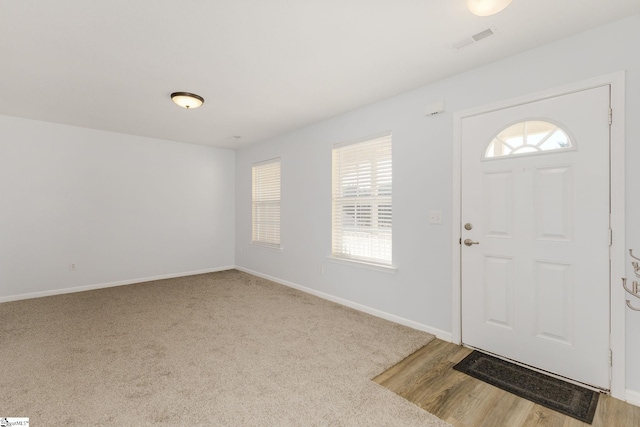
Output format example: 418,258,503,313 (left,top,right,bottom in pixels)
453,351,599,424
